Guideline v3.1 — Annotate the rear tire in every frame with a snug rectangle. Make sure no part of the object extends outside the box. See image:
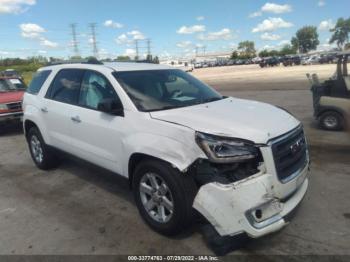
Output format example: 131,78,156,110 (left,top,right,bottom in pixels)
132,159,197,236
319,111,344,131
27,127,61,170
